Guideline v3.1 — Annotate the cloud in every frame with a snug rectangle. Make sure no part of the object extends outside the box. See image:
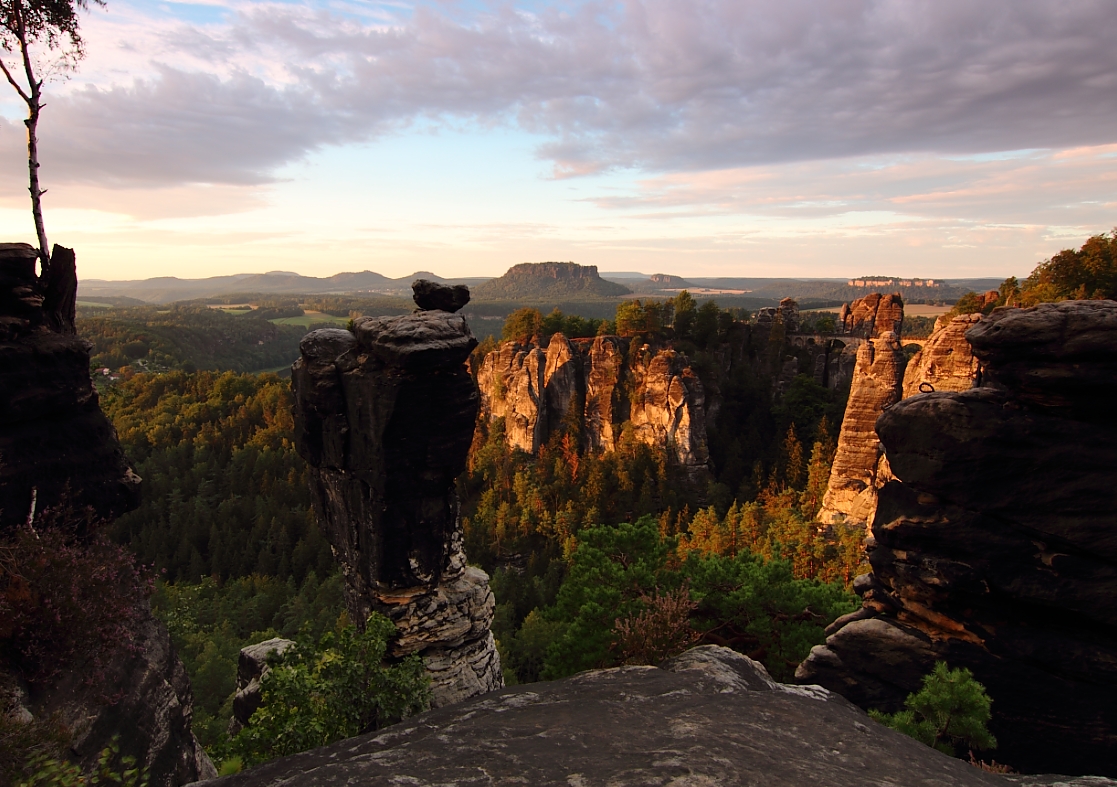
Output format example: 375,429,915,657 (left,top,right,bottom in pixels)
2,0,1116,189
